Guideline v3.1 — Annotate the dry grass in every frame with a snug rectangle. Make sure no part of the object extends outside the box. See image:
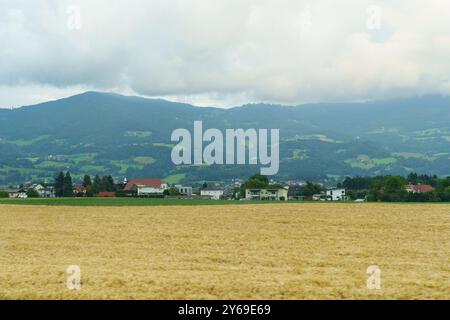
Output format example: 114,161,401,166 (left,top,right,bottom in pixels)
0,203,449,300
